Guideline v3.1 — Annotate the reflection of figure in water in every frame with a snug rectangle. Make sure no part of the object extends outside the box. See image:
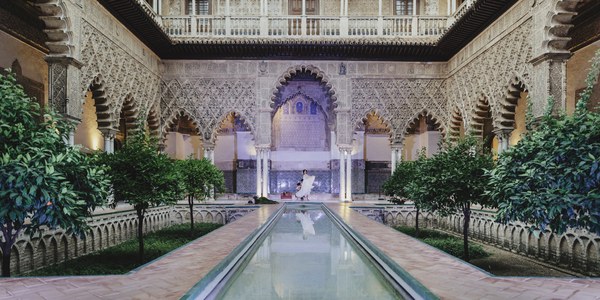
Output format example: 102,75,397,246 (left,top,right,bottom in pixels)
295,210,315,240
295,169,315,201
